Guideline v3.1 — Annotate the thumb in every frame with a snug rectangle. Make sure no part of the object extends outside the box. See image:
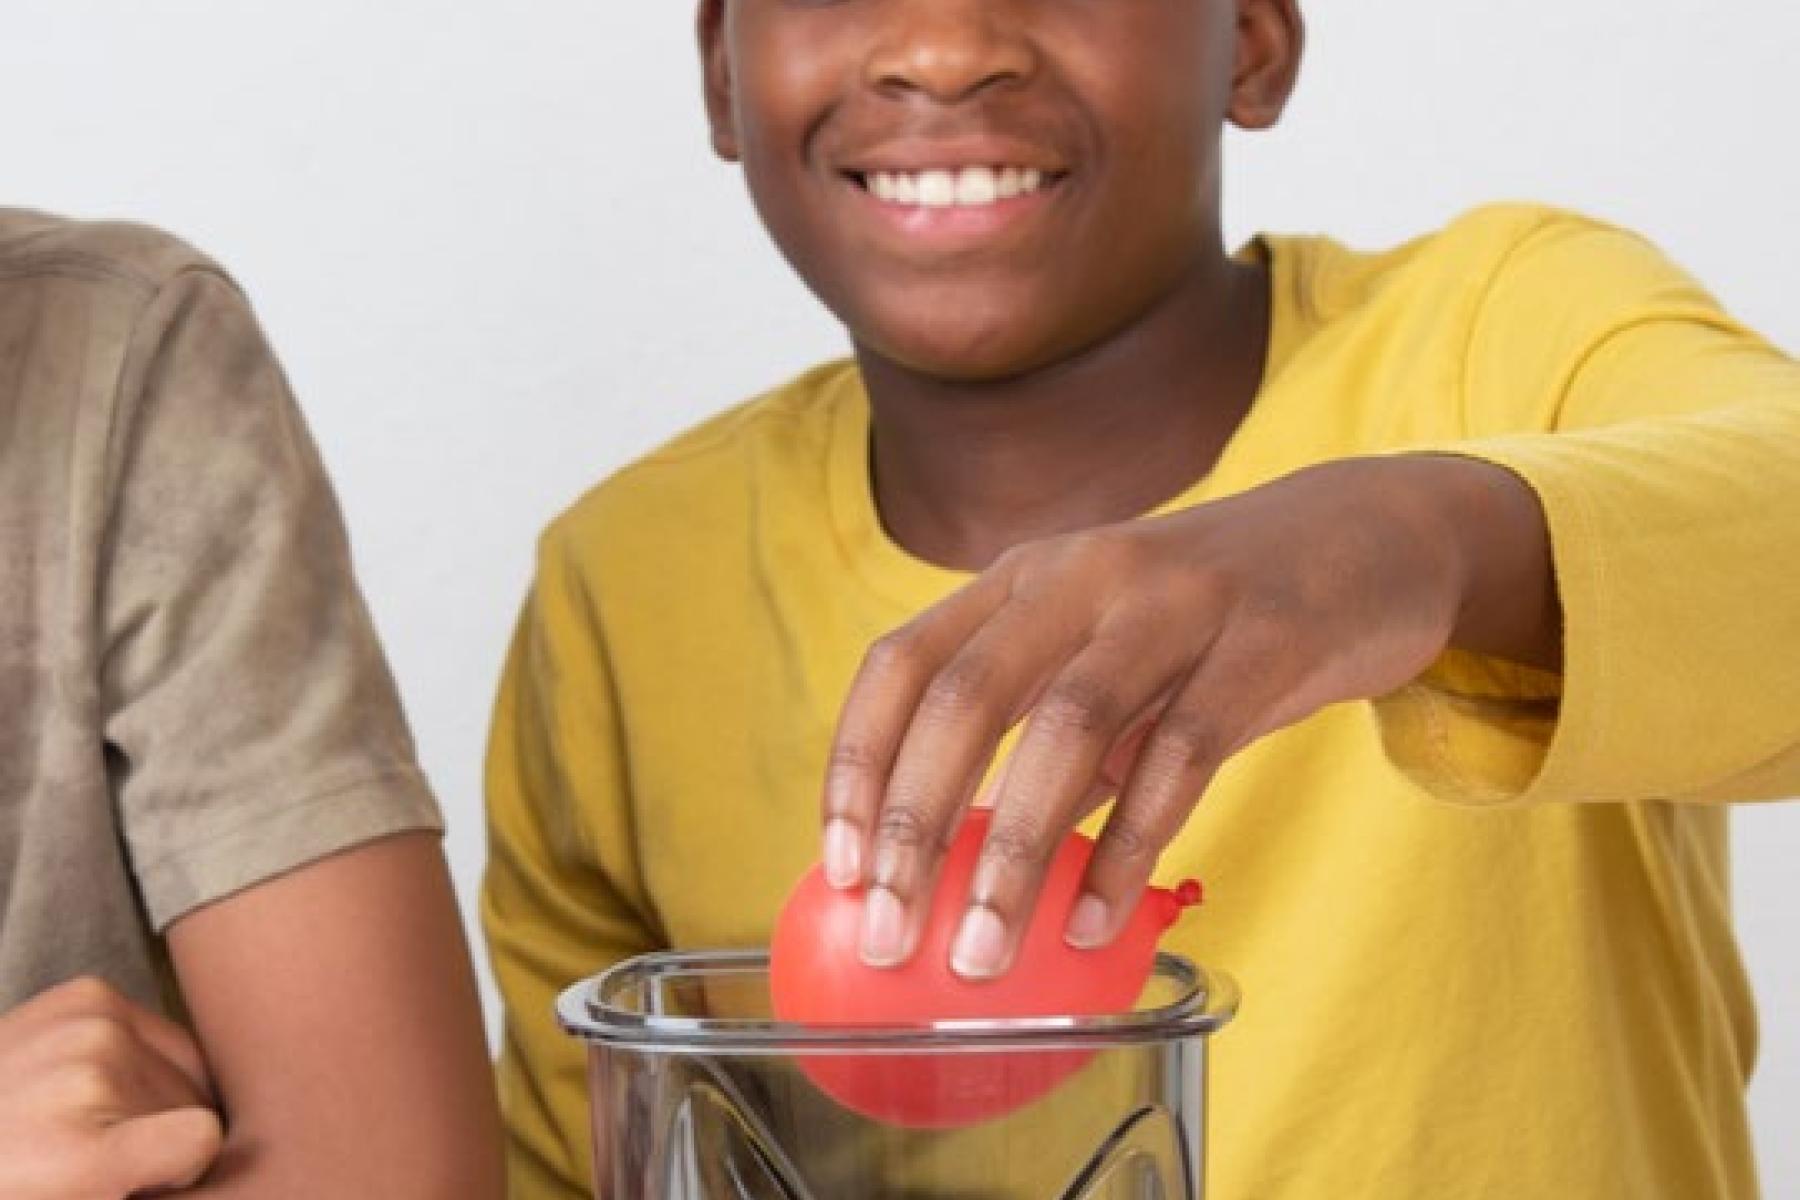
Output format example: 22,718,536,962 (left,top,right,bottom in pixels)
104,1106,224,1195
